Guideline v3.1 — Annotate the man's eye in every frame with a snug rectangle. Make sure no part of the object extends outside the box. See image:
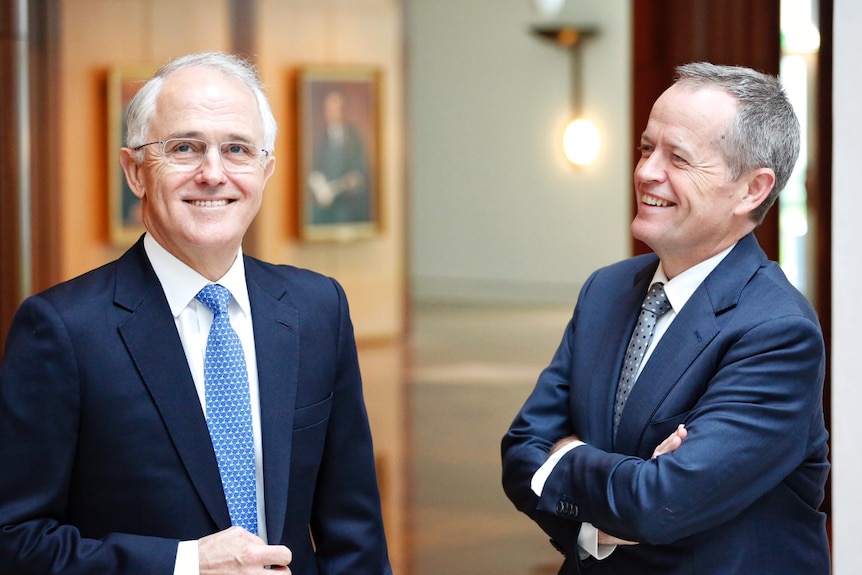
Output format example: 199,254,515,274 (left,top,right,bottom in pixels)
224,143,251,156
168,140,203,155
